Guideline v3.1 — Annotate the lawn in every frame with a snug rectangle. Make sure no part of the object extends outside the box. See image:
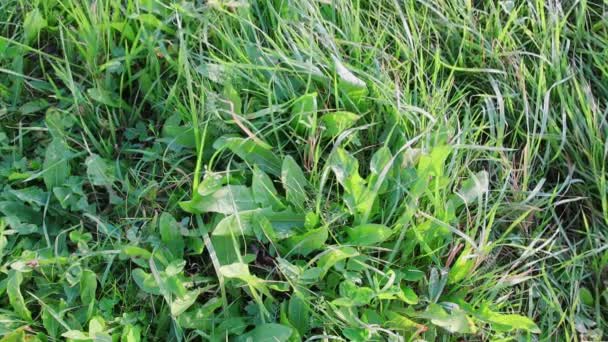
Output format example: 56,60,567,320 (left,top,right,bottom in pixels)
0,0,607,341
